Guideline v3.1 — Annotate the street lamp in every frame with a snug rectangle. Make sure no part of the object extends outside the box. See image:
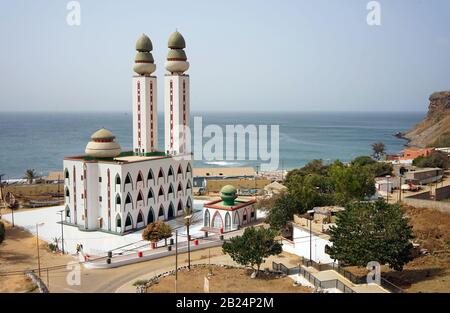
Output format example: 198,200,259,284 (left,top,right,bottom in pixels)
184,214,192,270
386,175,391,203
307,209,315,263
57,210,65,254
36,222,45,277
